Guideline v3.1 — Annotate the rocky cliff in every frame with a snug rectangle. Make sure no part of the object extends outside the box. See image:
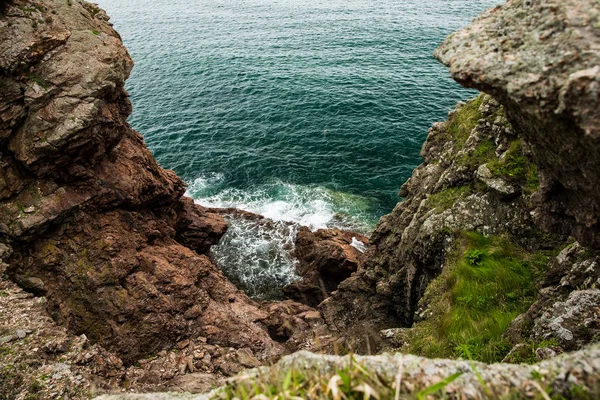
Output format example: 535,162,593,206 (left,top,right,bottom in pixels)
0,0,323,378
322,0,599,362
1,0,600,398
436,0,600,249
